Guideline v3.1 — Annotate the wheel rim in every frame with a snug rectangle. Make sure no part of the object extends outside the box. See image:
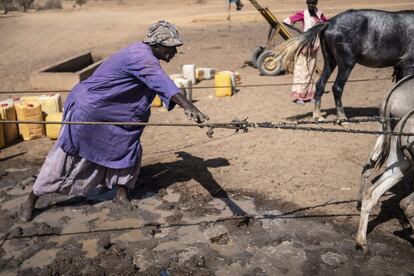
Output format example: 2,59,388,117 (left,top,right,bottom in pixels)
263,55,278,71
